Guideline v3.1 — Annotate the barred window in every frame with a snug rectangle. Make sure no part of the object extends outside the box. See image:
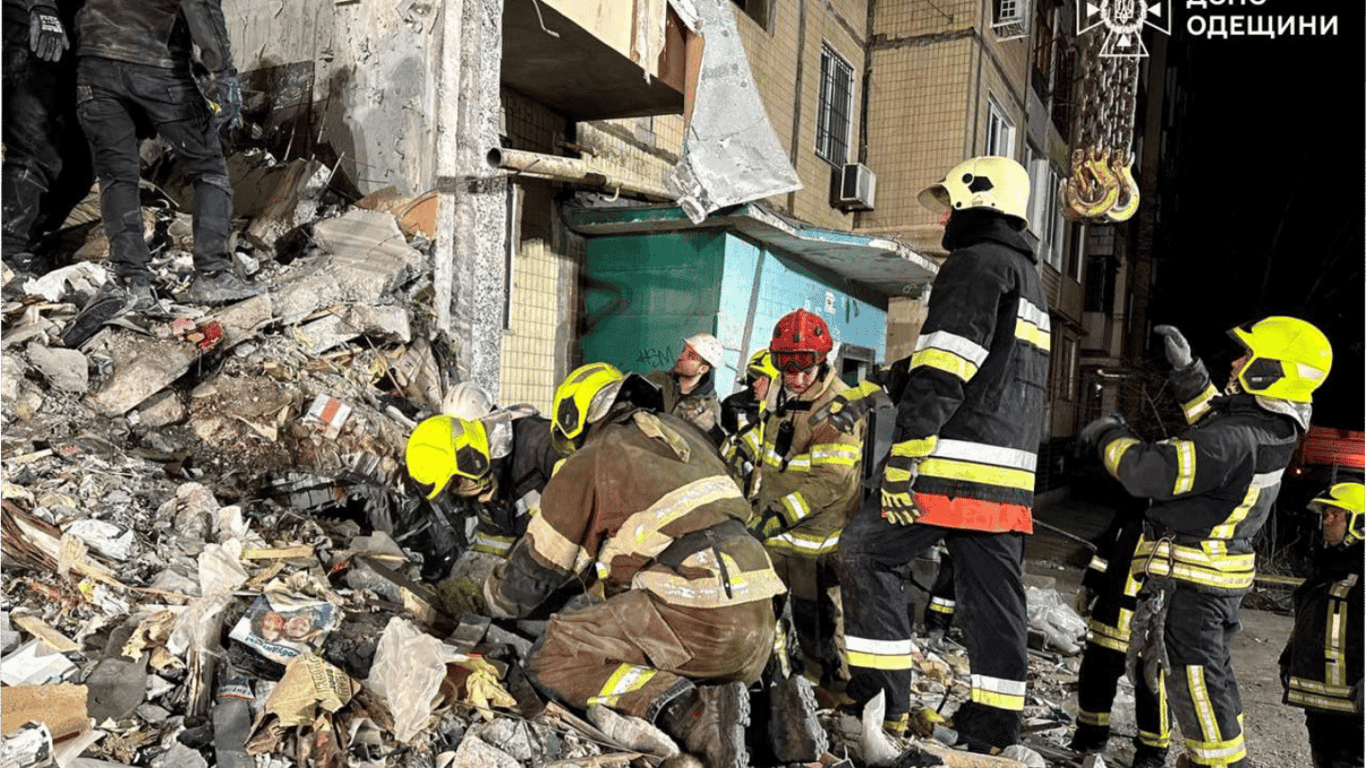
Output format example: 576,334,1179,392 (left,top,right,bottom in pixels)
816,45,854,166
